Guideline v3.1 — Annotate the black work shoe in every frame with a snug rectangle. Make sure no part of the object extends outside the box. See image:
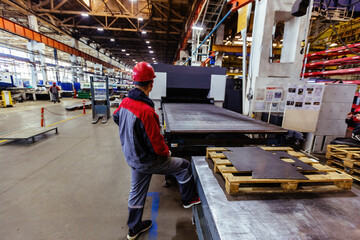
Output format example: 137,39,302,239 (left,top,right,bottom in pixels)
183,197,201,208
127,220,152,240
352,133,360,142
